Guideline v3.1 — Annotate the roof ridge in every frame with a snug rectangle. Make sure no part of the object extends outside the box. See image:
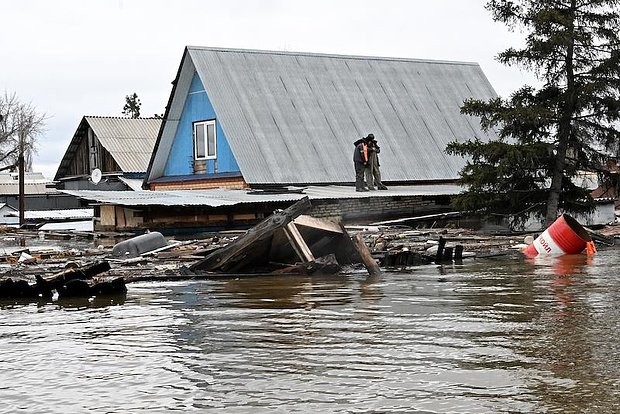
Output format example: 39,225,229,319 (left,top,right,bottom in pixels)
186,45,480,66
84,116,162,120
